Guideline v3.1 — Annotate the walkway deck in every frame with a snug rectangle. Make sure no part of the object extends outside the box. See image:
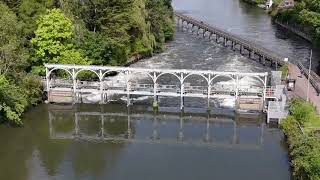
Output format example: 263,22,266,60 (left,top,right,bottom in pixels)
289,64,320,113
